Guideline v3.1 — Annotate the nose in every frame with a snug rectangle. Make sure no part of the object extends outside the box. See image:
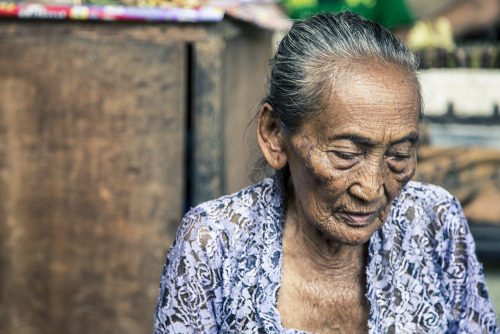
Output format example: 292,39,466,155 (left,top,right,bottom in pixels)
349,160,385,203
